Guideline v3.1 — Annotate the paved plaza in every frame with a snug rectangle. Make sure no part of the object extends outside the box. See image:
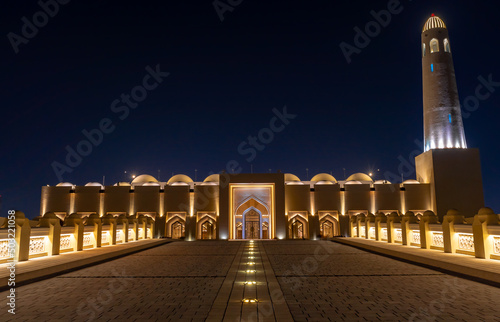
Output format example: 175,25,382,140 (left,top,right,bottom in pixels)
1,240,500,321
